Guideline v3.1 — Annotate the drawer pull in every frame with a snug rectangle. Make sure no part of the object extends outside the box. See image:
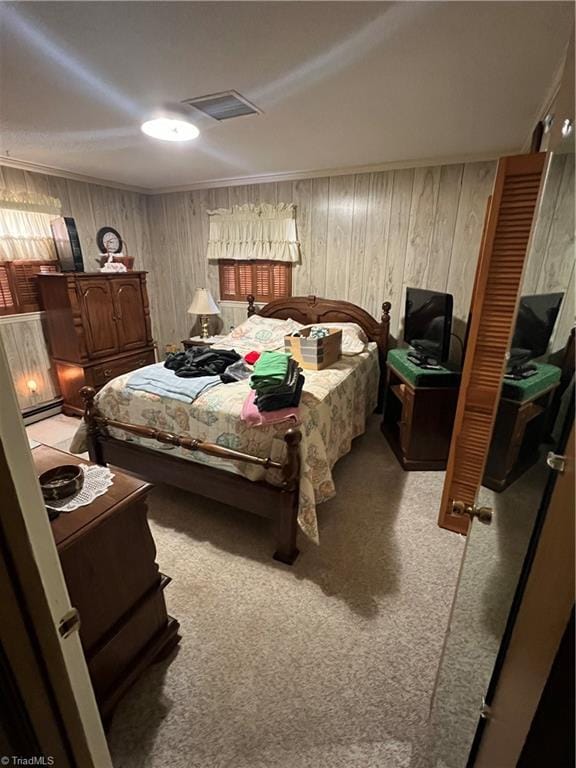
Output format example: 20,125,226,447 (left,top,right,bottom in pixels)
104,368,113,377
138,359,146,366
